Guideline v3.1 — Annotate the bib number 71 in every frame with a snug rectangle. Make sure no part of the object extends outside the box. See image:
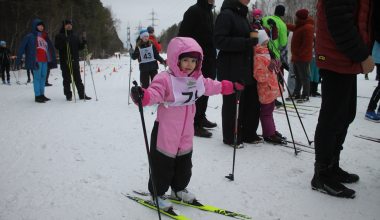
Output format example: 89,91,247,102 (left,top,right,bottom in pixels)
182,90,199,104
